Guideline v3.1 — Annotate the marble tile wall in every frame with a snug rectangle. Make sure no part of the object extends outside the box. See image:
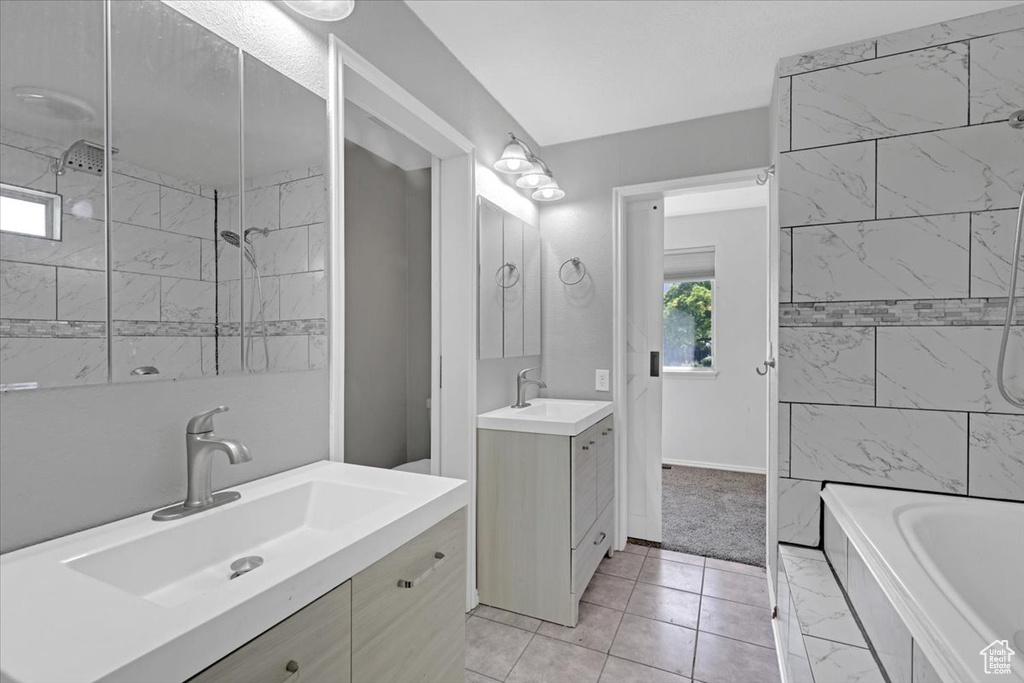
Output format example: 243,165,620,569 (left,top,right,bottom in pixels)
2,126,328,385
236,165,328,374
776,6,1024,544
779,545,884,683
